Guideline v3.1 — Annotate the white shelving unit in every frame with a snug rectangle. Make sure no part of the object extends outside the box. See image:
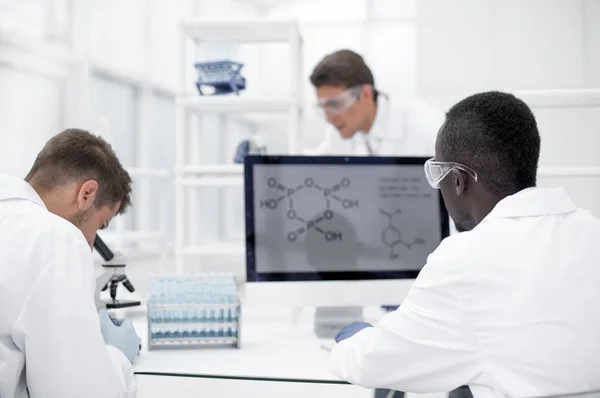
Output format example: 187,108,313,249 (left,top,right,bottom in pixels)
174,19,303,274
178,96,295,113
